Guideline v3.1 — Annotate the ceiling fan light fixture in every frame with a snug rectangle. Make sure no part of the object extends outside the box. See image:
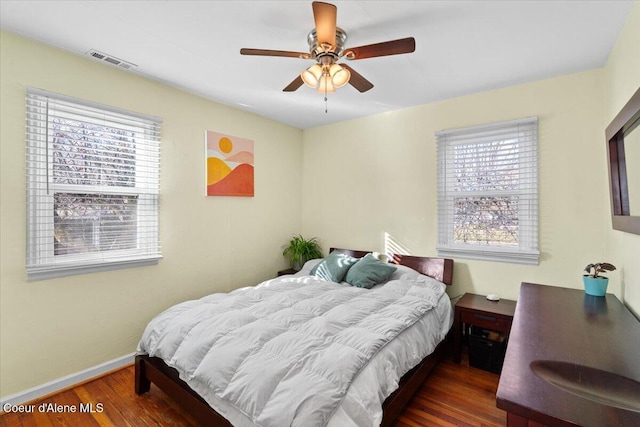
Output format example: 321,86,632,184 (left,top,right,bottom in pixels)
329,64,350,88
317,74,335,93
301,64,323,87
241,2,414,98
